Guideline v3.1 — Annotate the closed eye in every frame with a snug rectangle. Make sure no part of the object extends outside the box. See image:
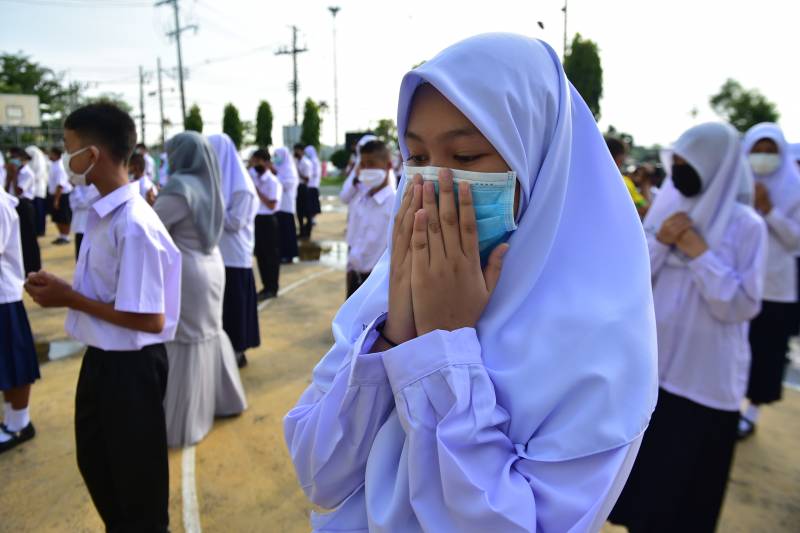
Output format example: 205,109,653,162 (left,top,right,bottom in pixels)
406,154,428,165
453,153,486,164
